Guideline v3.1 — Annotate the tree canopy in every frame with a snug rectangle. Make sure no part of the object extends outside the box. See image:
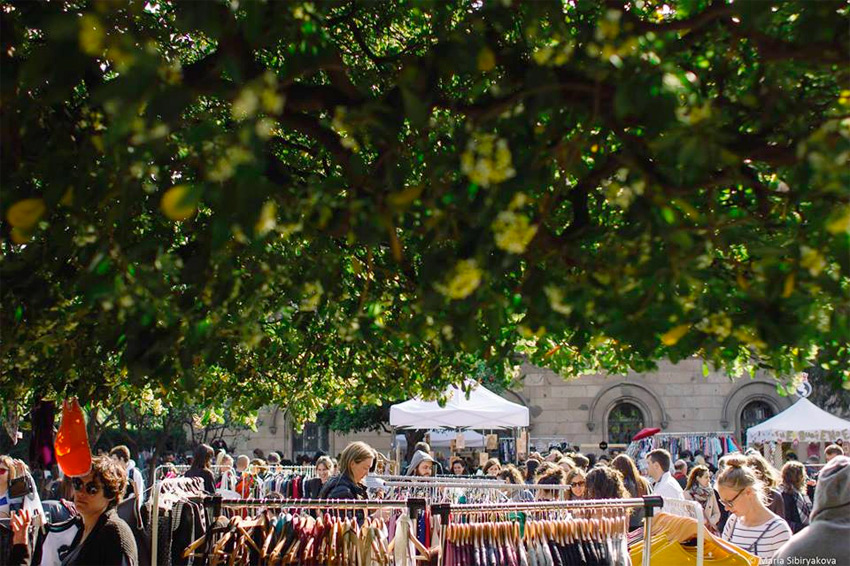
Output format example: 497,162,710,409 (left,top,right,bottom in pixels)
2,0,848,424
